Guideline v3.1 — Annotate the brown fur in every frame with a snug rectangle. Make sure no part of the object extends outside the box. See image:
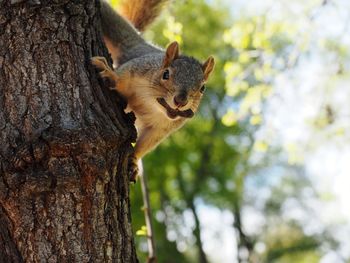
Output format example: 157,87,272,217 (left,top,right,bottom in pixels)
96,2,215,180
103,37,121,64
202,56,215,81
162,41,179,68
119,0,168,32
